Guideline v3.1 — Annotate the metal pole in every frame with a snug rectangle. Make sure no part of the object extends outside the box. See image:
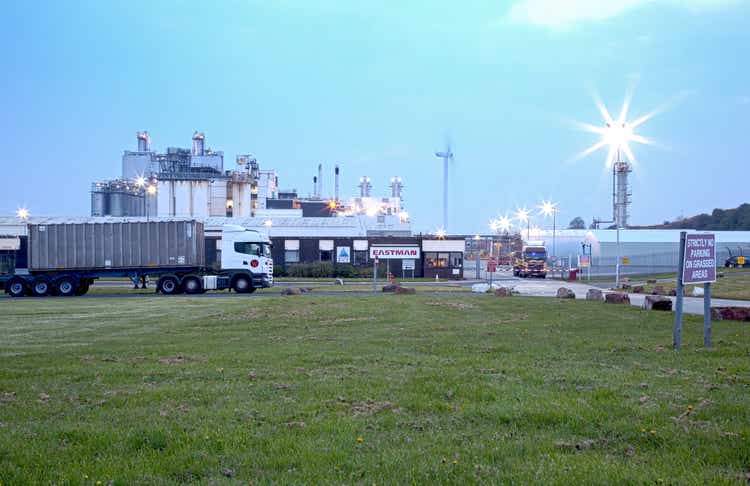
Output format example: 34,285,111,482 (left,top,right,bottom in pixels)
373,258,377,293
674,231,686,350
443,159,448,232
704,282,711,348
475,250,480,280
615,225,621,287
552,210,556,259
